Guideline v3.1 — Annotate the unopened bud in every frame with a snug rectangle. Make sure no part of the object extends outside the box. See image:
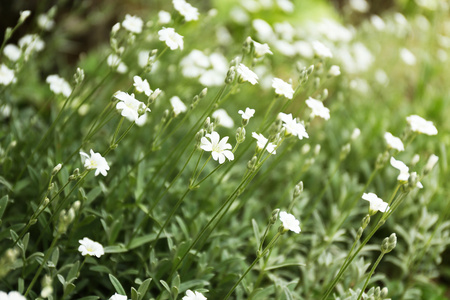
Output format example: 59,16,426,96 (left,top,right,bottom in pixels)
356,227,364,240
380,287,388,297
236,127,246,144
424,154,439,174
381,233,397,253
374,287,381,298
321,89,328,100
43,197,50,206
72,200,81,211
195,129,205,147
225,66,236,84
199,88,208,98
247,156,258,171
243,36,252,53
351,128,361,141
111,23,121,36
150,88,162,103
301,144,311,154
307,65,314,76
340,143,351,160
375,151,389,169
411,154,420,166
361,214,370,229
293,181,303,198
138,103,148,115
19,10,31,24
52,163,62,175
270,209,280,224
203,117,211,130
5,28,13,41
29,219,37,225
74,68,85,85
